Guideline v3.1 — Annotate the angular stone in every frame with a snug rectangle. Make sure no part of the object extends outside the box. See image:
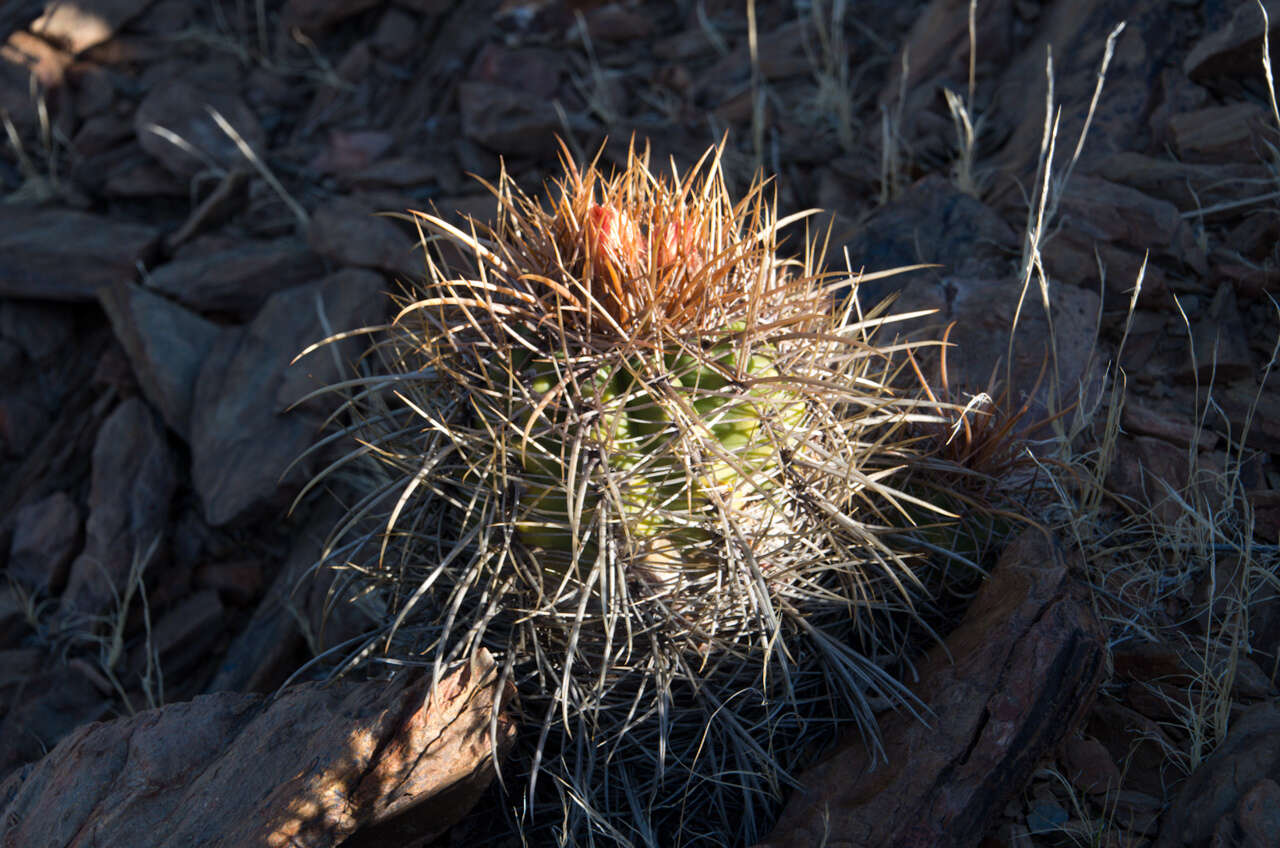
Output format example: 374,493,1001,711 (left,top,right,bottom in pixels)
60,398,176,621
128,589,223,682
146,237,325,317
1093,152,1272,214
1169,102,1272,164
307,197,419,278
458,80,561,157
759,531,1106,847
1185,1,1280,80
1183,283,1254,384
0,654,516,847
134,78,264,179
0,206,158,301
888,273,1103,428
1156,701,1280,848
1061,735,1121,797
1214,779,1280,848
205,500,343,693
1106,435,1190,525
31,0,157,54
842,174,1019,302
190,269,385,526
8,491,81,595
1042,175,1205,297
98,282,224,442
0,662,106,780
